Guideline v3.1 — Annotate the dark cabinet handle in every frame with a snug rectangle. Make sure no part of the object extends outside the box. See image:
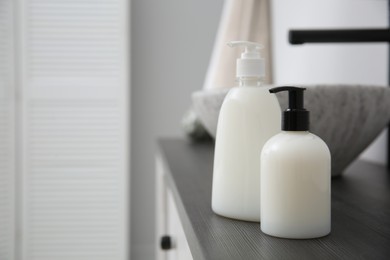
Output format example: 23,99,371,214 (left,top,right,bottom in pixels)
160,235,172,250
